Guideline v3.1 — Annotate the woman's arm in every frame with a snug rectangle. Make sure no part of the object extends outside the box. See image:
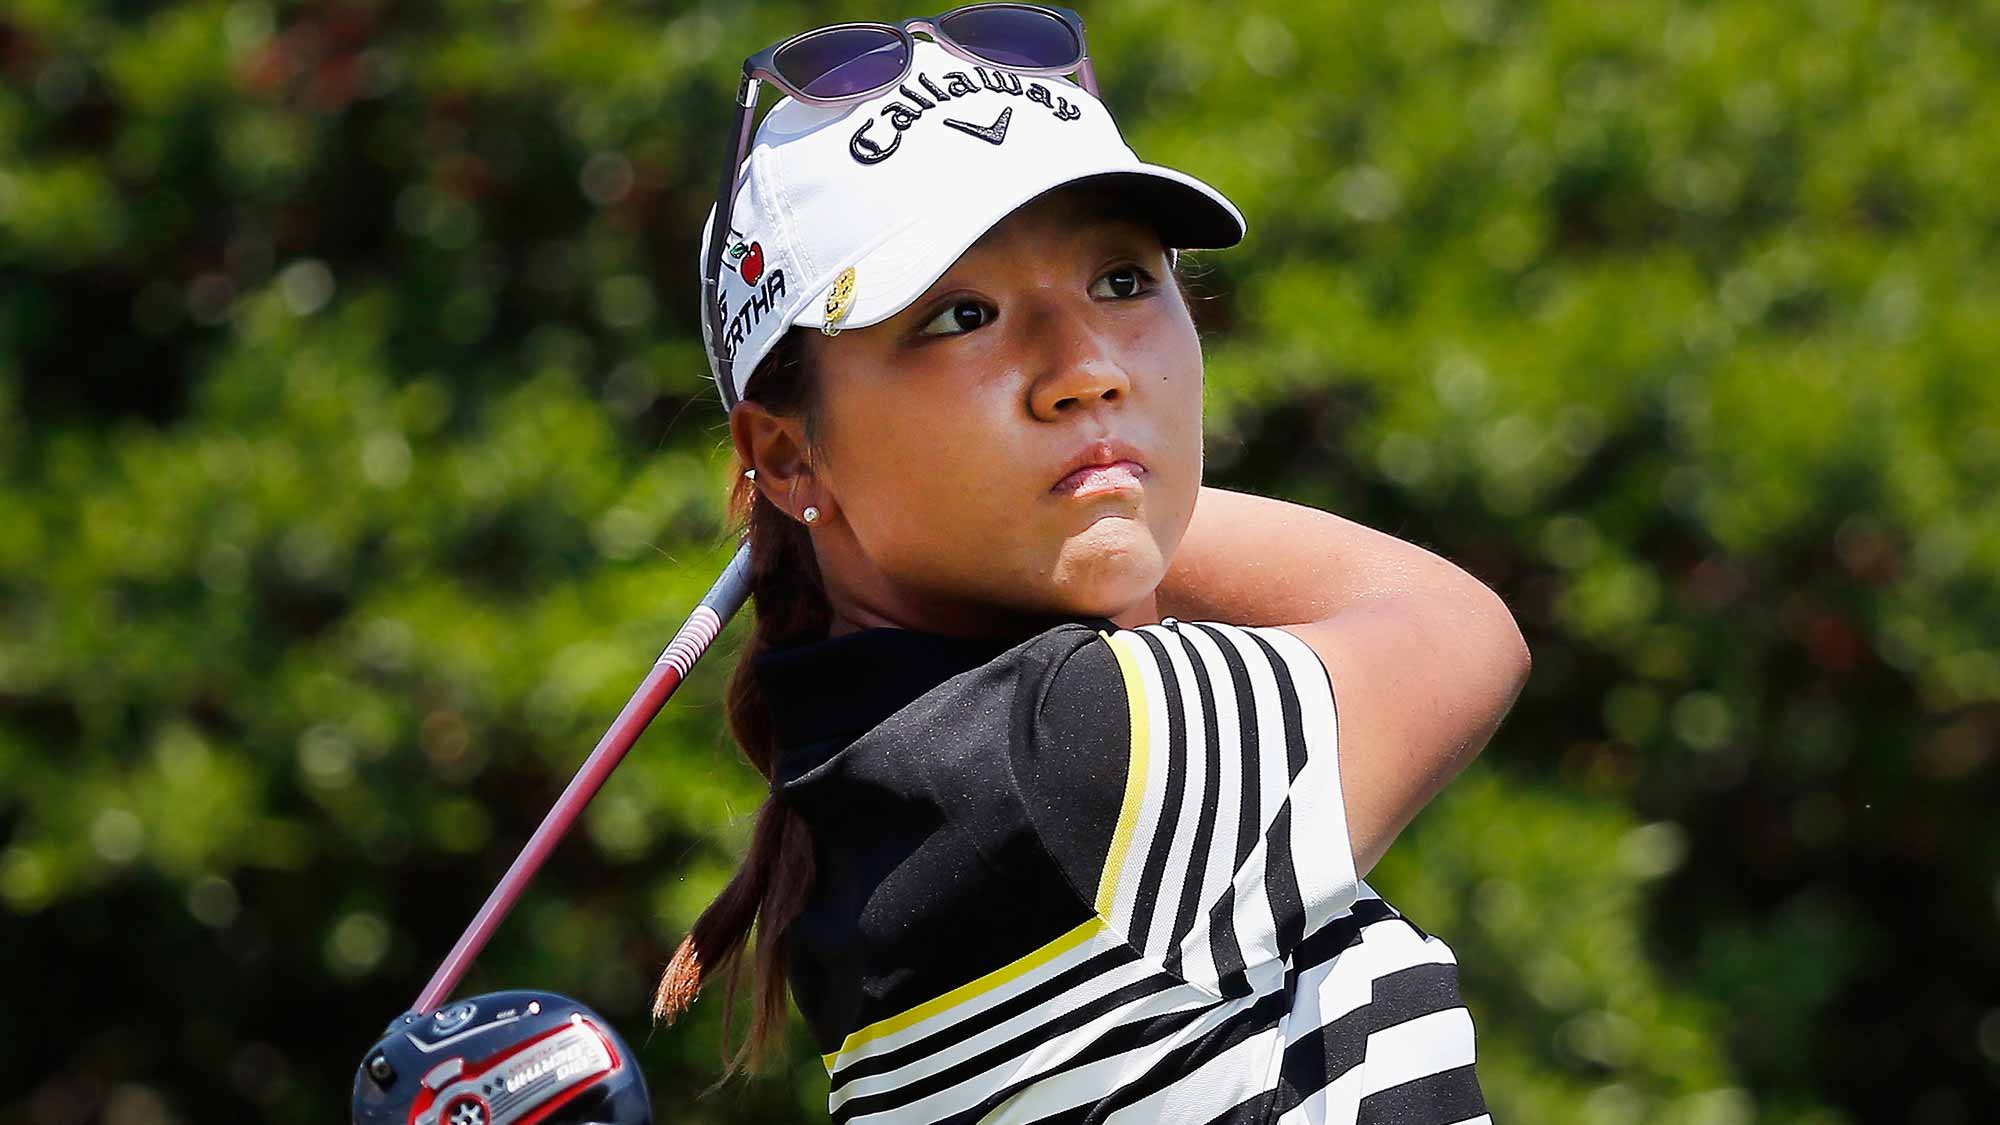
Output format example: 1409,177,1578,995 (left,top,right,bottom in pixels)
1147,486,1530,877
